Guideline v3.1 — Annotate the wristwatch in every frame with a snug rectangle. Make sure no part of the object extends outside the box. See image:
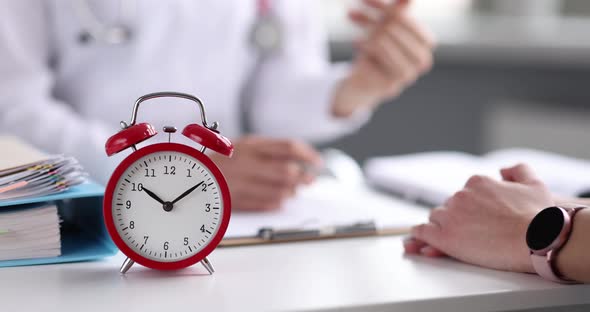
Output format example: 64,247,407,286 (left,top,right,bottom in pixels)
525,206,585,283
